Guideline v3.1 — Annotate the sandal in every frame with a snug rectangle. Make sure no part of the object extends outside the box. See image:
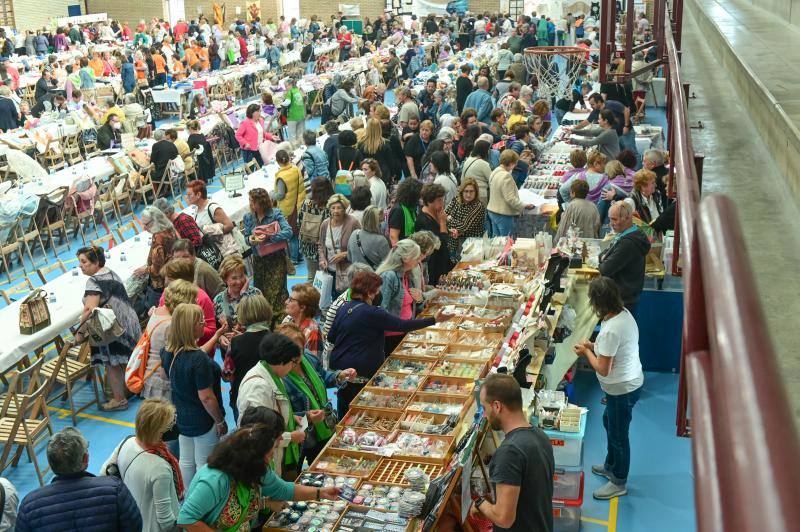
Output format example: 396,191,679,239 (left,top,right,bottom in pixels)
100,399,129,412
